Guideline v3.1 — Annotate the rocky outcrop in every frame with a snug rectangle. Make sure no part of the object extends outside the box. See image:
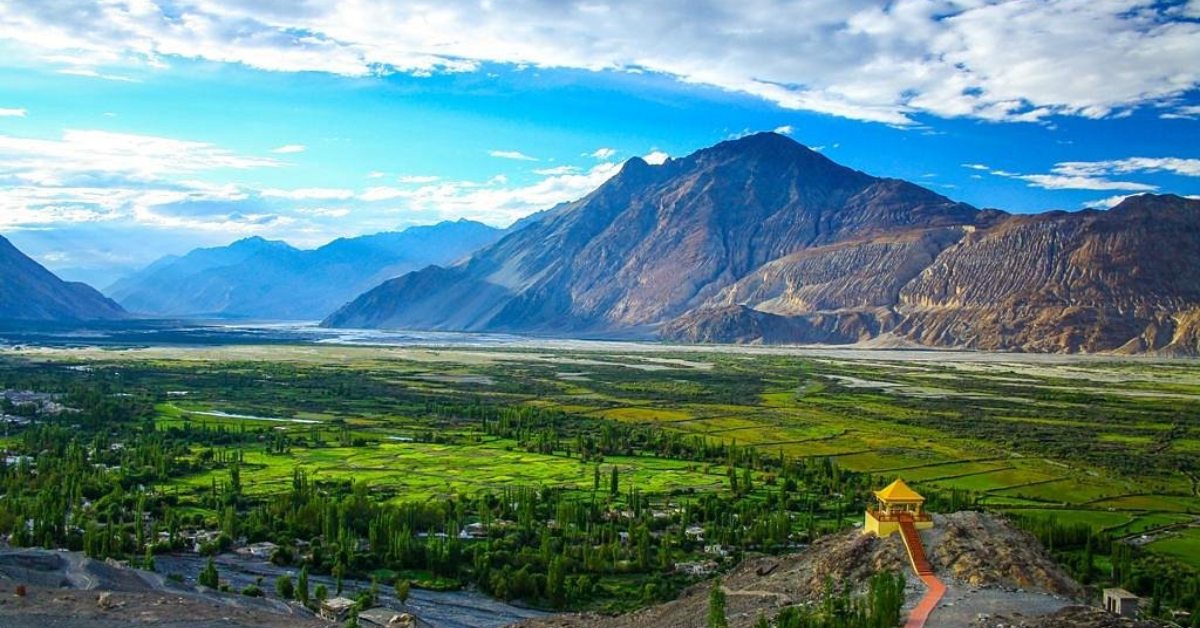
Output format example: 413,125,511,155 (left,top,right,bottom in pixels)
324,133,1200,354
